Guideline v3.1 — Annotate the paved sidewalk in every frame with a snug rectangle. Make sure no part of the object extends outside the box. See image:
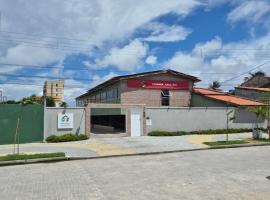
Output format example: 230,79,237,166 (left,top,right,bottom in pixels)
0,132,264,158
